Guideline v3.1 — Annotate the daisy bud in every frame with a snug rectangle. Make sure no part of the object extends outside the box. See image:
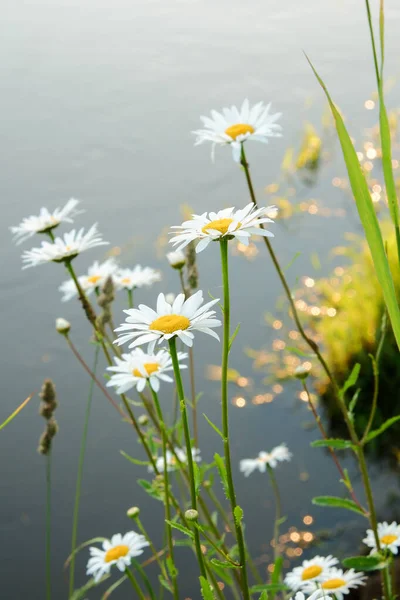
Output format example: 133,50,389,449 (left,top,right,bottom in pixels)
184,509,199,522
167,250,186,270
294,364,311,380
127,506,140,520
138,414,149,427
56,317,71,335
203,480,212,489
